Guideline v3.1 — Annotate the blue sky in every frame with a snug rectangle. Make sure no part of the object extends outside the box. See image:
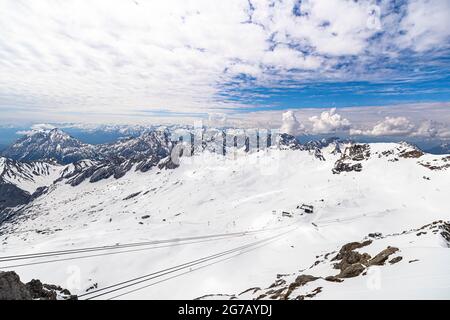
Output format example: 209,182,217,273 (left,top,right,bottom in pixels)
217,77,450,111
0,0,449,139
